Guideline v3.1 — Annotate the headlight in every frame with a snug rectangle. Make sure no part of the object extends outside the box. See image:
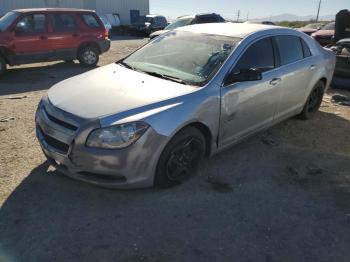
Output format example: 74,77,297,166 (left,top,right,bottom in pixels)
86,122,149,149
